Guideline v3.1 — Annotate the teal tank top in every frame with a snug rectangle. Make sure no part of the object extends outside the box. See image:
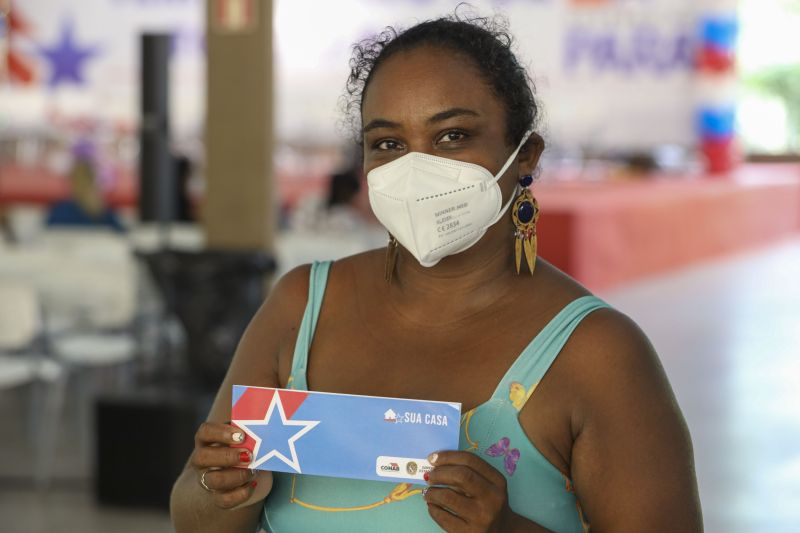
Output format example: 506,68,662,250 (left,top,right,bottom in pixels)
261,261,609,533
